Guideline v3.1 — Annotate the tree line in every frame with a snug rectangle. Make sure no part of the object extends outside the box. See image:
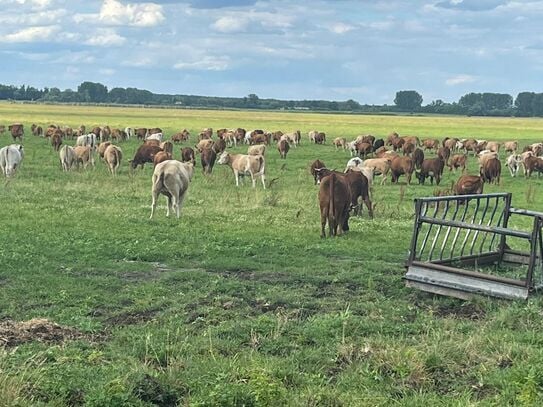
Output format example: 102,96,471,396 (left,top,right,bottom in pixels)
0,81,541,117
